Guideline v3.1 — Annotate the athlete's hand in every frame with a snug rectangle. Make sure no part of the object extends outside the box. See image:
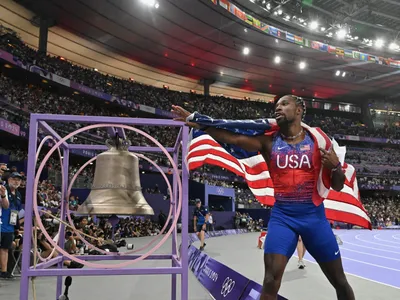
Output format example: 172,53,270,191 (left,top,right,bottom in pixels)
319,147,340,170
171,105,201,129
